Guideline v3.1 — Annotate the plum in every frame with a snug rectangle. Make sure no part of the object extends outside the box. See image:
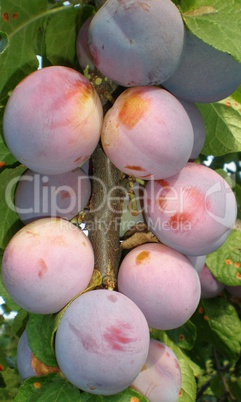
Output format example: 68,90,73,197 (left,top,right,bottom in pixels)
199,265,225,298
2,218,94,314
187,255,206,274
55,289,150,395
130,339,182,402
88,0,184,86
14,168,91,224
117,242,201,330
17,330,37,380
76,16,95,71
101,86,194,180
163,29,241,103
177,98,206,160
144,162,237,256
17,330,60,380
3,66,103,174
